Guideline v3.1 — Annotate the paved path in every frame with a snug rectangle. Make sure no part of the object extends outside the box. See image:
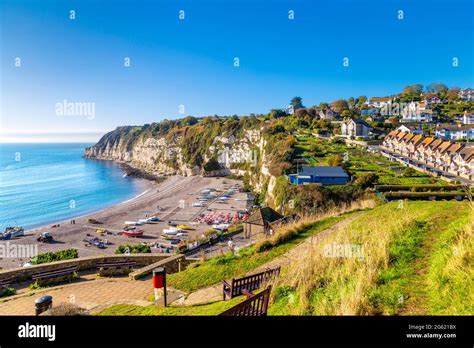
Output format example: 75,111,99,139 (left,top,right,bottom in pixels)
182,212,363,305
0,275,183,315
0,213,363,314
